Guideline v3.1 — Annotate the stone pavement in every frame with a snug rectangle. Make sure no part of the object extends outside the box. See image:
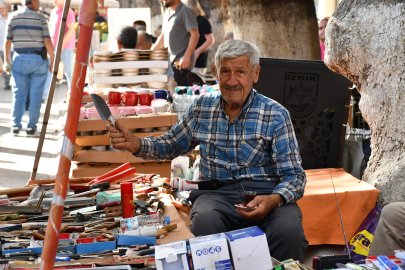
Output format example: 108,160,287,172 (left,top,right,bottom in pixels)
0,75,69,189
